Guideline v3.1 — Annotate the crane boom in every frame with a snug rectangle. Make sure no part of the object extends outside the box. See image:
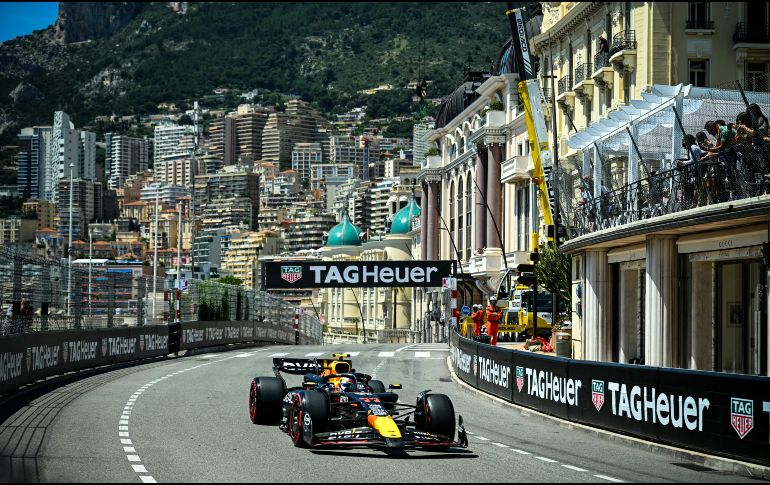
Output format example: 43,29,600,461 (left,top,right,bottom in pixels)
505,2,554,232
